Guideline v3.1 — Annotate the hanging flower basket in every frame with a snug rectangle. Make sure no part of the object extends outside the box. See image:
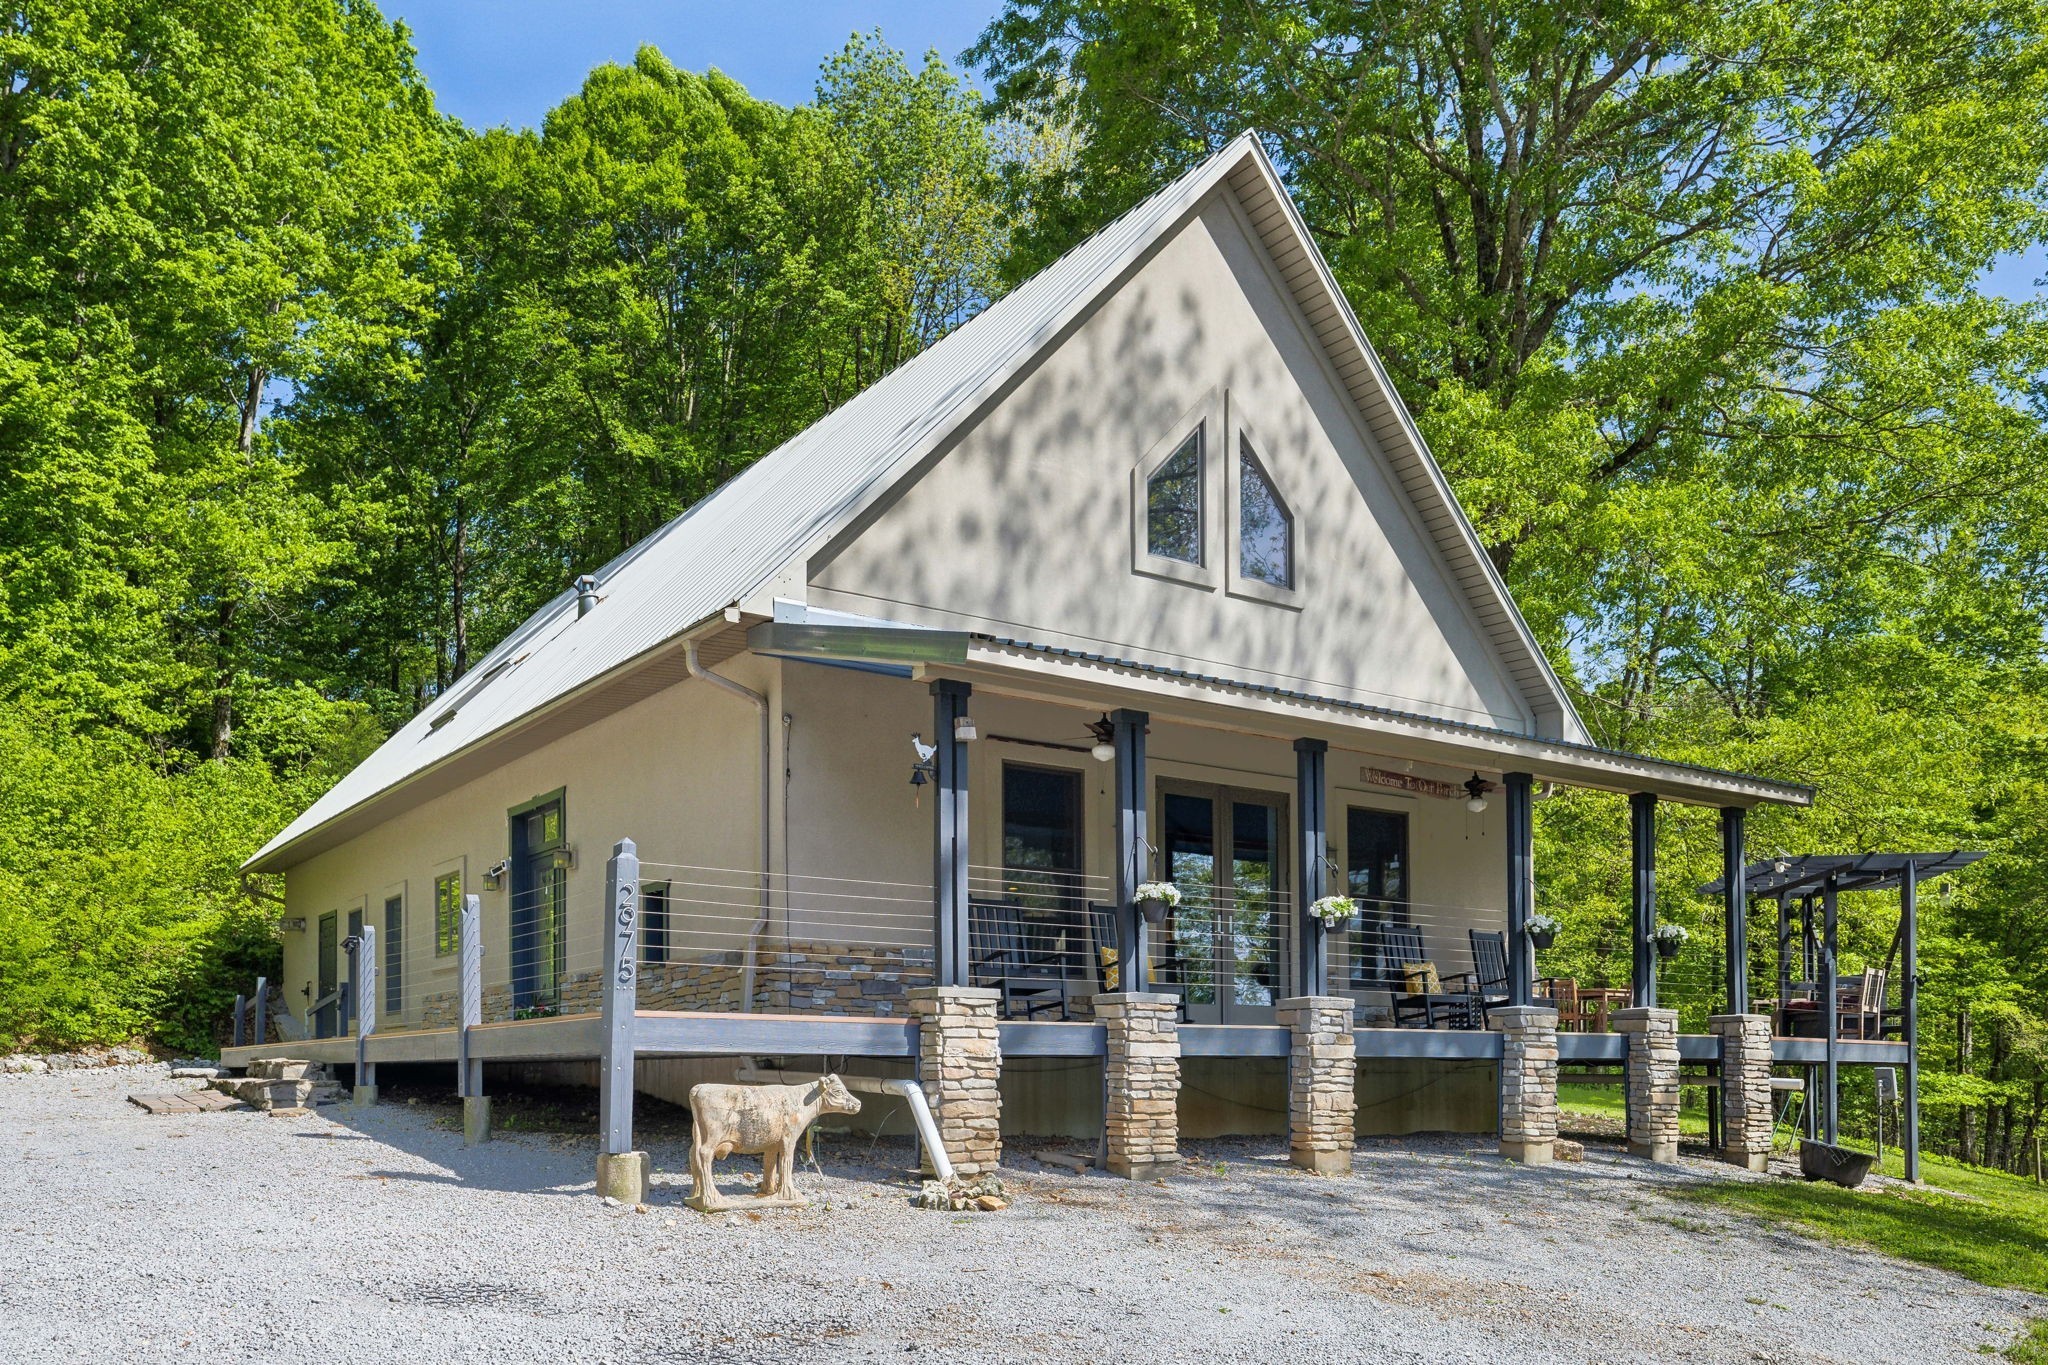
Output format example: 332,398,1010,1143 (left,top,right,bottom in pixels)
1309,895,1360,933
1134,881,1181,926
1526,913,1561,952
1652,922,1689,960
